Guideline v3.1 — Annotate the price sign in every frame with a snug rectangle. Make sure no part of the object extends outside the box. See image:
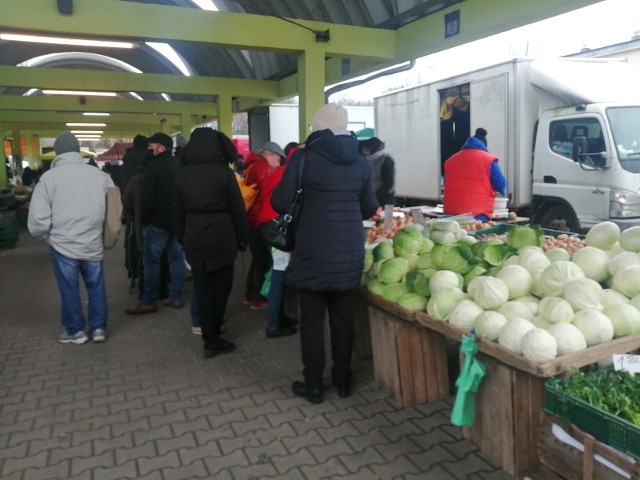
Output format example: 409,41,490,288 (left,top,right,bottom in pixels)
410,208,426,226
383,204,394,231
612,354,640,374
